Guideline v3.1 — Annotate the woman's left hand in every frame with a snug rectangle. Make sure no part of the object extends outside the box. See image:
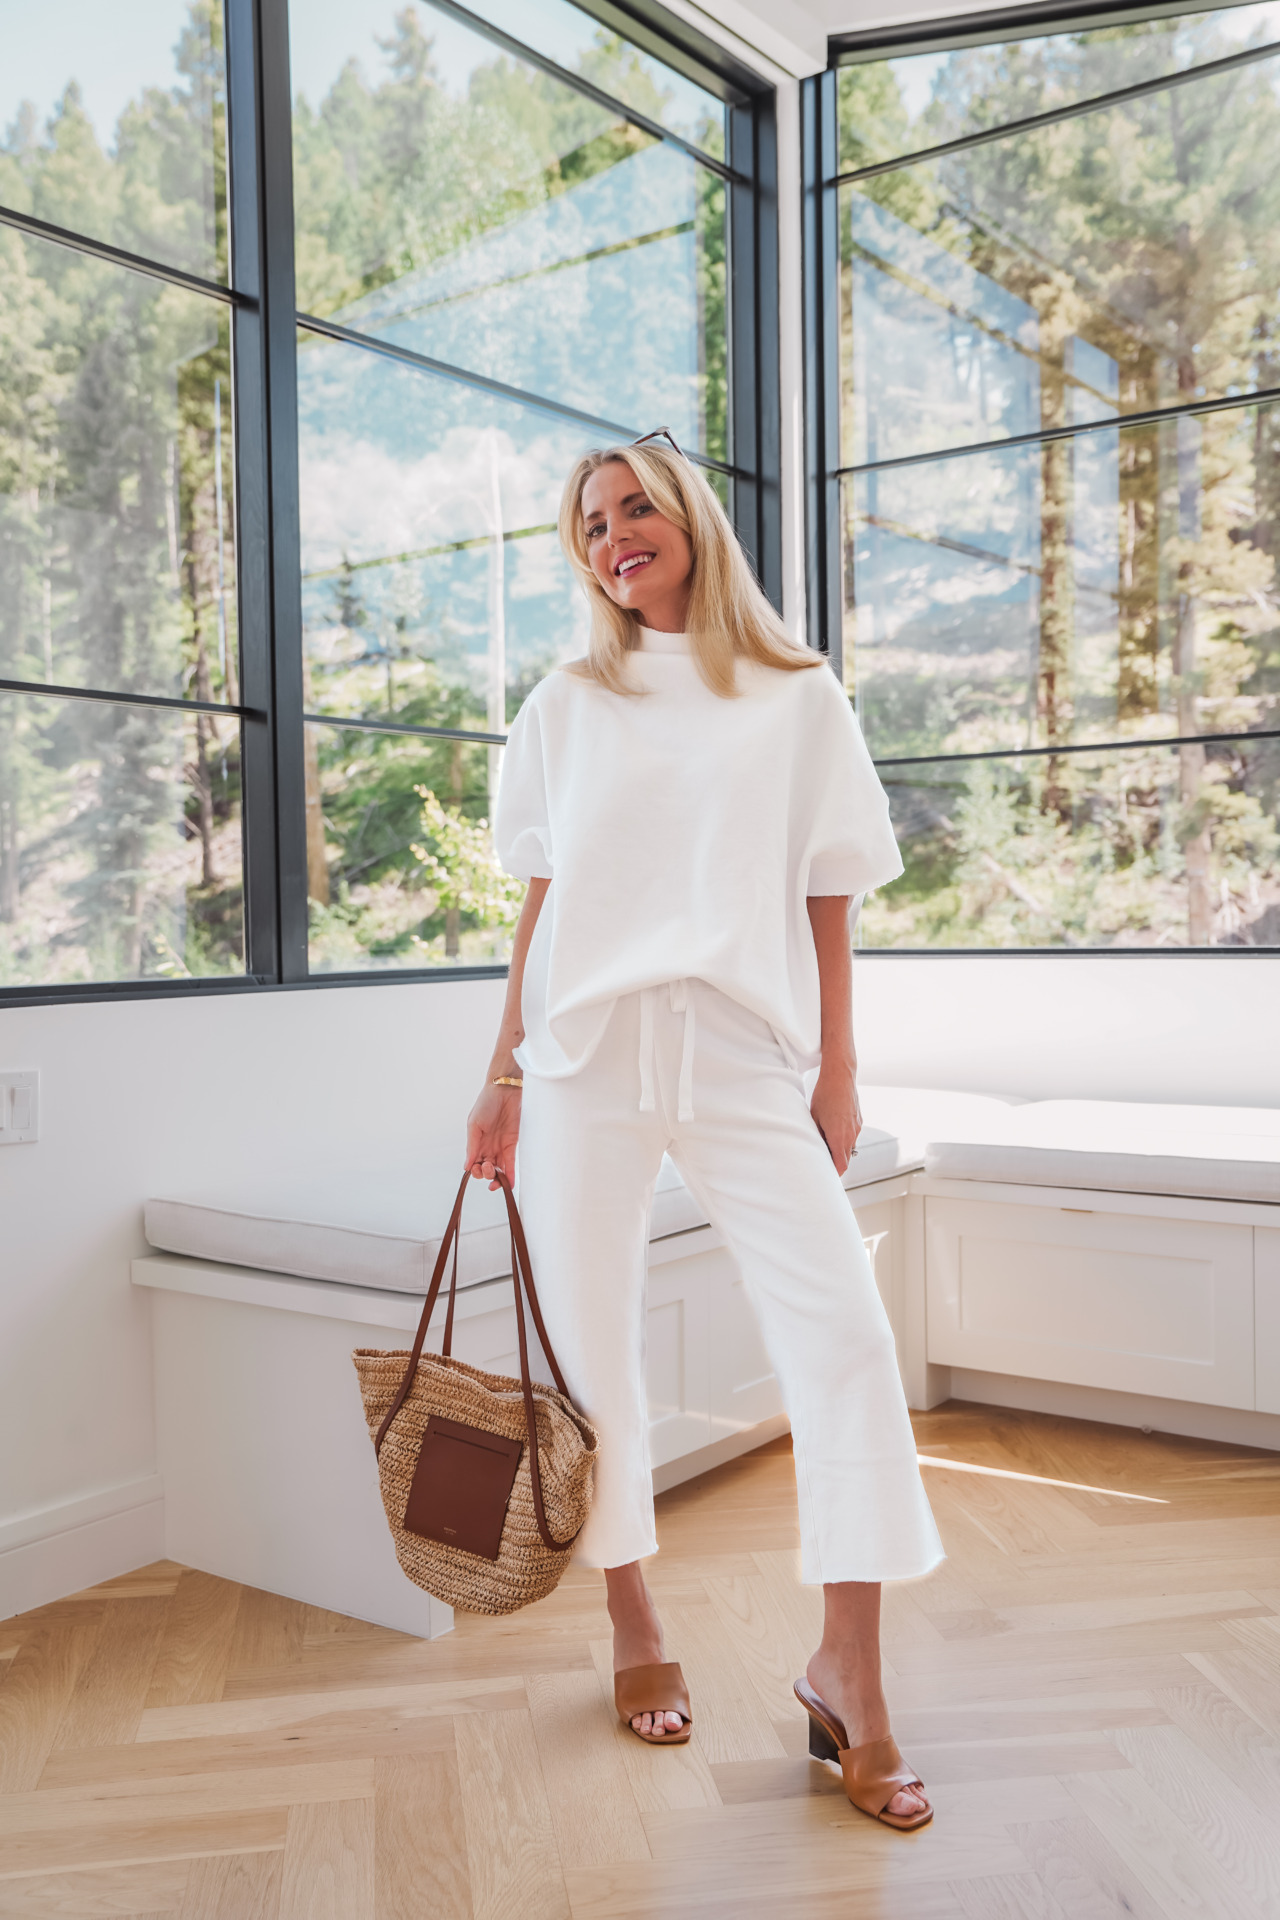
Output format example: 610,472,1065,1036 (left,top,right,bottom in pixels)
810,1054,862,1176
